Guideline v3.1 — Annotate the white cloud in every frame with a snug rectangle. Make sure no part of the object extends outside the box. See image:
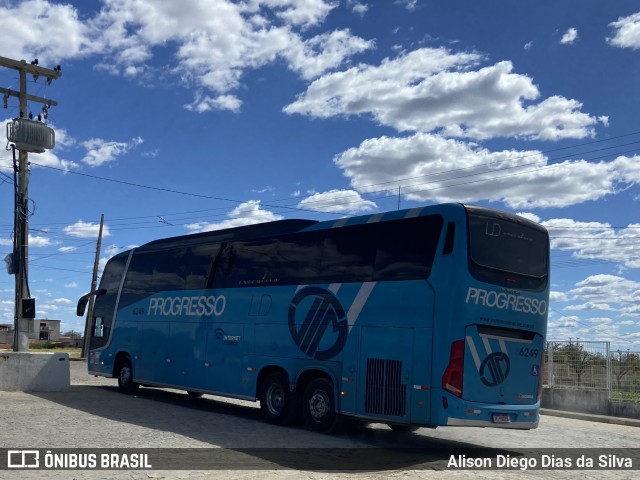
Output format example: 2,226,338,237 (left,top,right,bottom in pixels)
63,221,111,239
285,49,601,141
252,186,275,194
395,0,418,12
608,11,640,50
550,274,640,348
90,0,370,111
515,212,541,223
349,2,368,16
65,282,79,288
560,27,579,45
185,93,242,113
548,314,578,329
550,291,569,302
28,235,55,247
565,303,615,312
53,298,73,304
618,320,637,327
524,41,534,51
569,275,640,313
542,217,640,268
297,189,377,213
0,1,371,114
283,29,374,81
0,0,96,64
58,246,78,253
244,0,338,28
185,200,284,232
82,136,144,167
333,132,640,209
